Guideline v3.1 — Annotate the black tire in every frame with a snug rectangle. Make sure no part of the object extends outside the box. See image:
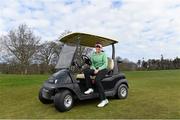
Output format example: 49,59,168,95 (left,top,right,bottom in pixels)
54,90,74,112
116,84,128,99
39,88,53,104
